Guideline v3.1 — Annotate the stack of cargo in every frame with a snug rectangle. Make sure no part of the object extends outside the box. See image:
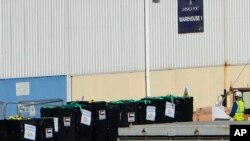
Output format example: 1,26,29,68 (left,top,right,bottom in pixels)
72,104,94,141
35,118,56,141
59,107,78,141
0,94,193,141
107,100,139,141
0,118,55,141
0,119,37,141
175,96,193,122
141,95,193,123
119,100,139,127
41,104,95,141
141,96,174,123
40,106,78,141
67,101,107,141
40,107,60,140
106,103,120,141
106,96,193,140
137,99,158,124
